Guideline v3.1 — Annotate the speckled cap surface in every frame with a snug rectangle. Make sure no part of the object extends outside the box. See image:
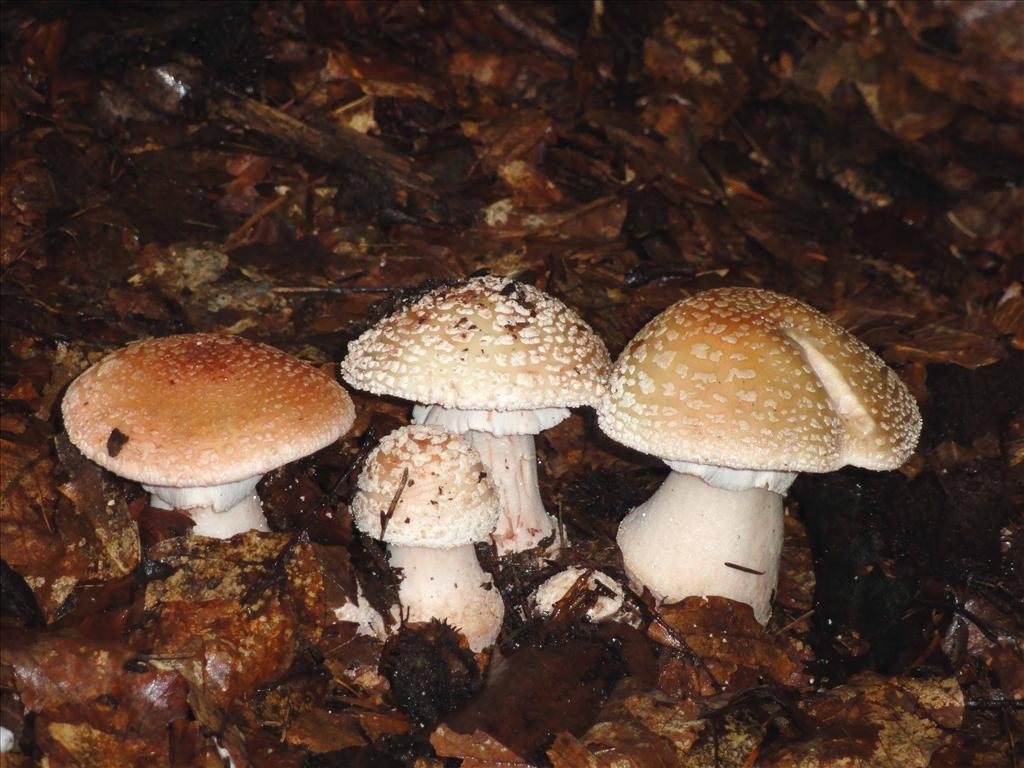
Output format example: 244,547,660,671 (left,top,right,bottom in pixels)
62,333,356,487
351,425,500,547
340,276,610,410
599,287,921,473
